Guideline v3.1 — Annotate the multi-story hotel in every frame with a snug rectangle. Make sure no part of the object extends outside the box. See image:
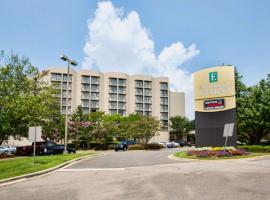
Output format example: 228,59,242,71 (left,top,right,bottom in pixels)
42,67,185,141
